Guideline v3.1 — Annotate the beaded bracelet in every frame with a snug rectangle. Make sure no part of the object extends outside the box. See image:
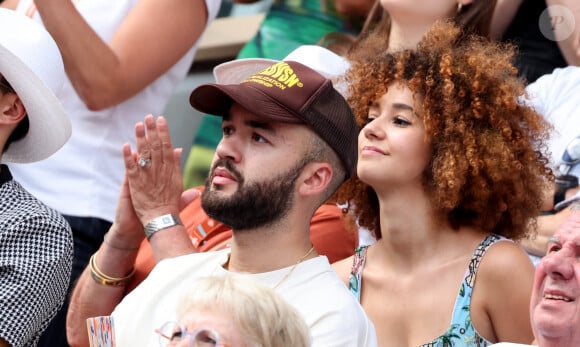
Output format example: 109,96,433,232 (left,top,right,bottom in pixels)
89,251,135,287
